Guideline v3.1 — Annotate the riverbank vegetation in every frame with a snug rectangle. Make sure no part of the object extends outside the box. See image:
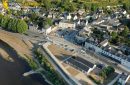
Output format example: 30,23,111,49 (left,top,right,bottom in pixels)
0,14,28,33
23,54,38,70
34,49,67,85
